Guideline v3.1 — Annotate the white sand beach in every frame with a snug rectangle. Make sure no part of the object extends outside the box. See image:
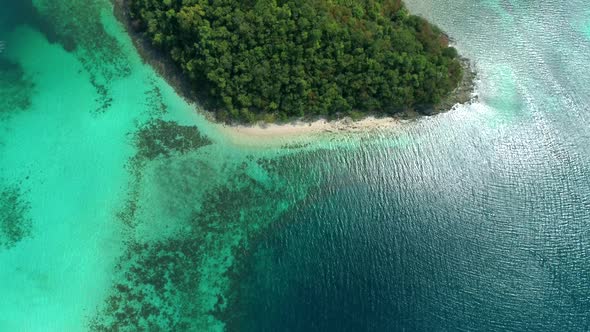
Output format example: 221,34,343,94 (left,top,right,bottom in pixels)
215,116,404,146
